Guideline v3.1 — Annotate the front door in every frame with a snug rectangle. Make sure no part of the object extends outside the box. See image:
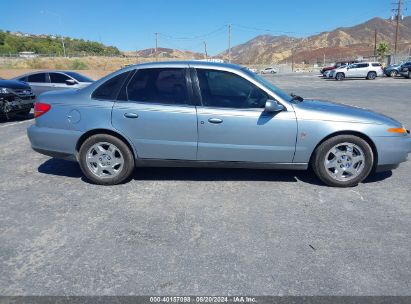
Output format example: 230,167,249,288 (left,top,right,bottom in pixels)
193,68,297,163
112,67,198,160
49,72,80,91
